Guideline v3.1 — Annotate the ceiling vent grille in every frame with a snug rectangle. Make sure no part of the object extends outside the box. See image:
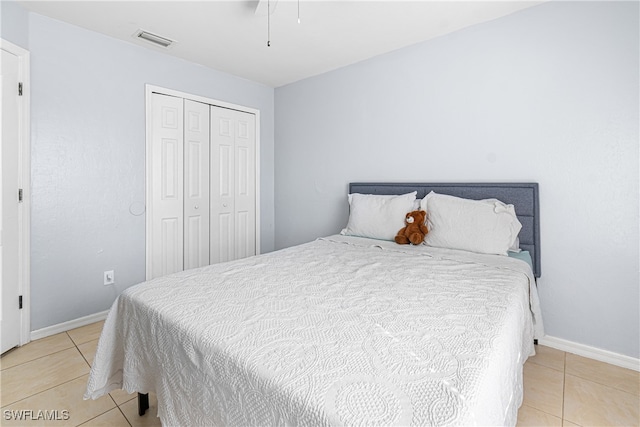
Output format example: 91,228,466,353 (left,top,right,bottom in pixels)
134,30,175,48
